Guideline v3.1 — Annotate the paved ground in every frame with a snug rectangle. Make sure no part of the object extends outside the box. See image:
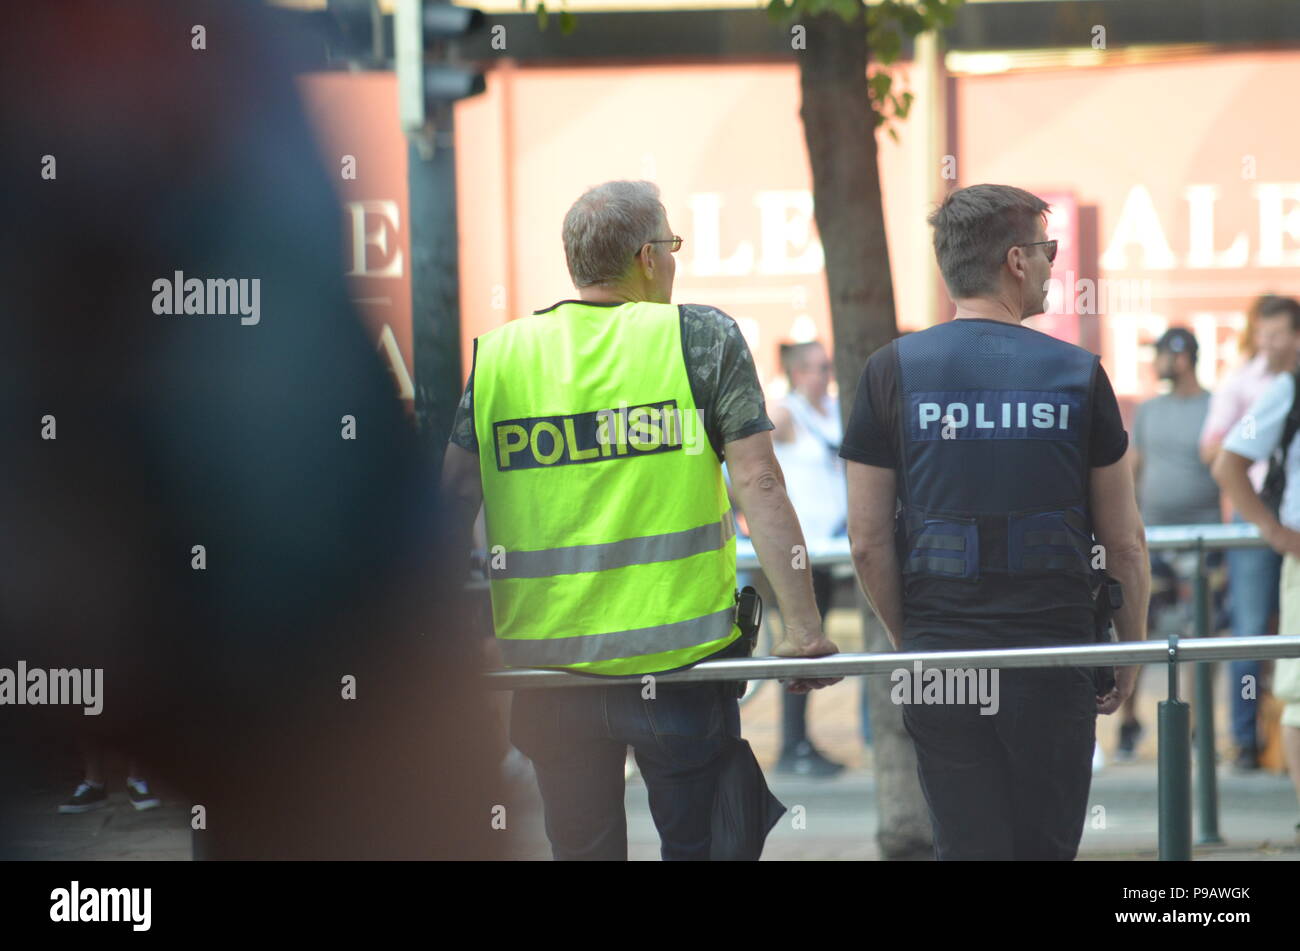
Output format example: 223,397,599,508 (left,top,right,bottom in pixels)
14,756,1297,861
11,599,1300,860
